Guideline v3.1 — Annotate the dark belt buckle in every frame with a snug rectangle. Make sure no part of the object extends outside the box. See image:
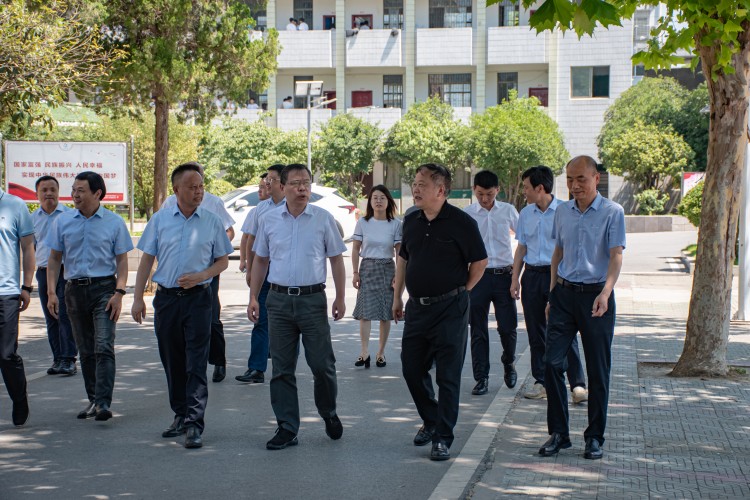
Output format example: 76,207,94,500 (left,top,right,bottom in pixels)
175,288,188,297
418,297,431,306
287,287,301,296
493,268,503,275
75,277,92,286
